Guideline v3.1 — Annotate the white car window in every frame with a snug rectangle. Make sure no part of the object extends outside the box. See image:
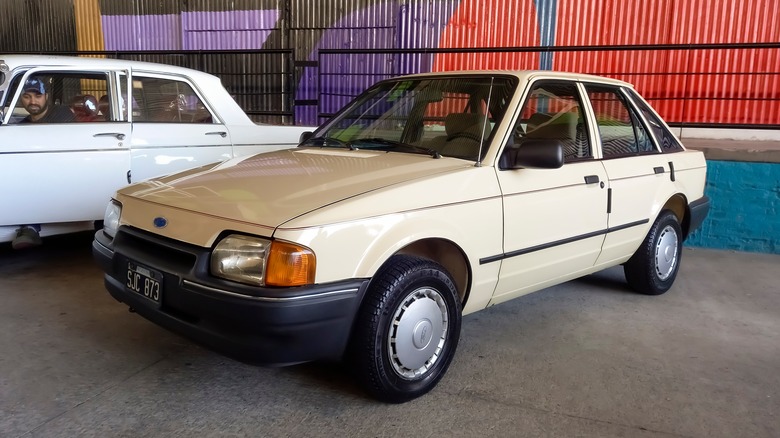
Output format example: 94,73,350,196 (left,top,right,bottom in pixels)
7,72,111,124
514,81,592,162
131,75,214,124
585,85,657,158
